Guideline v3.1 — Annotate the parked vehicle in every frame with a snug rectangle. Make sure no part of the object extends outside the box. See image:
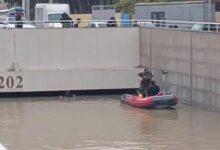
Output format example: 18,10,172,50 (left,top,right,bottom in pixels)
0,23,7,28
35,3,70,28
191,24,205,31
88,21,107,28
191,23,219,32
137,21,155,28
0,17,35,28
